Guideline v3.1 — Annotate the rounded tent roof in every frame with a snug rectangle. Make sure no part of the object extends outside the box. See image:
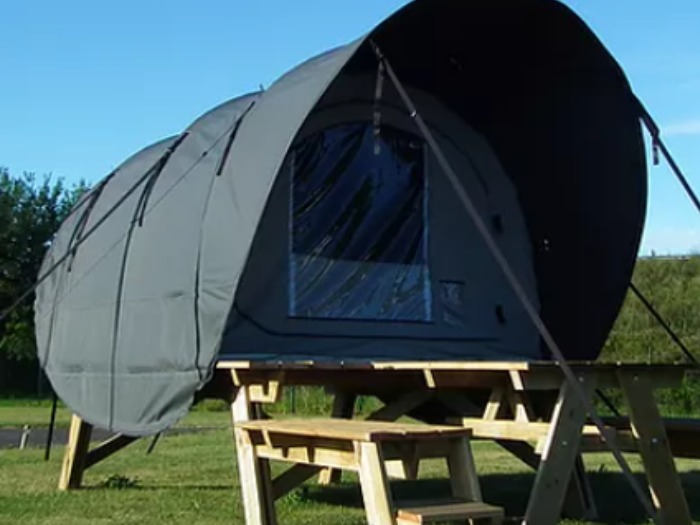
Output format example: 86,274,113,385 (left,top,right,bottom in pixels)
36,0,645,435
